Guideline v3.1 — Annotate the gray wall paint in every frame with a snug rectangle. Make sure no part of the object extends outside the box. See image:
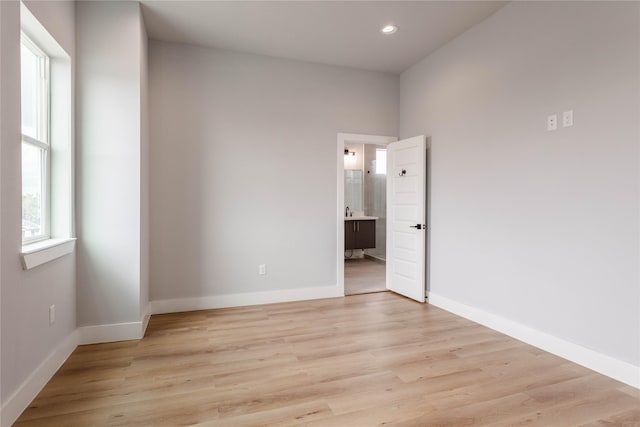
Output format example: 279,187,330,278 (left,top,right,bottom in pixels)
149,41,398,300
400,1,640,366
139,6,150,319
0,0,3,405
1,0,76,404
76,1,147,326
22,1,75,56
